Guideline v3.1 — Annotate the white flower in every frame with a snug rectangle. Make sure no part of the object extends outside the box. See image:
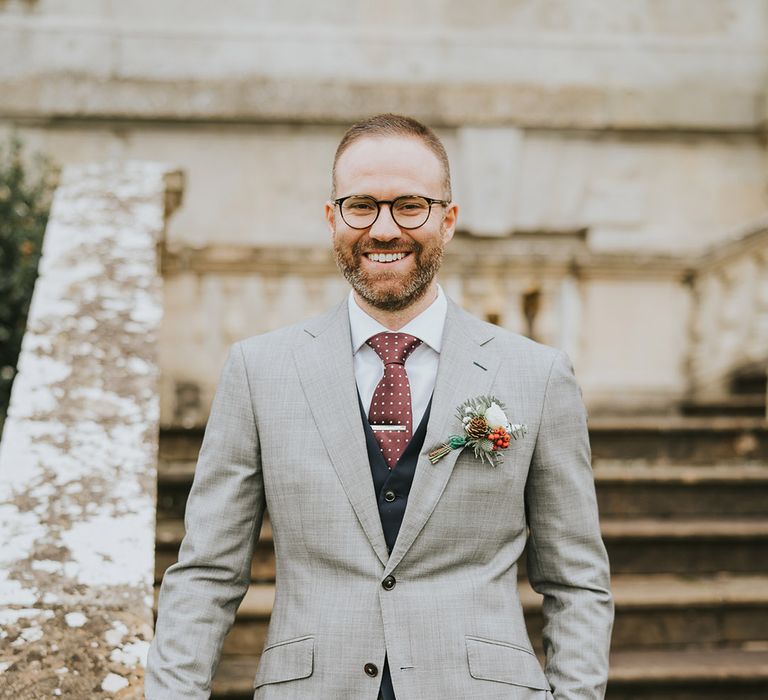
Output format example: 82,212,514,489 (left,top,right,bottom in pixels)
484,403,509,430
